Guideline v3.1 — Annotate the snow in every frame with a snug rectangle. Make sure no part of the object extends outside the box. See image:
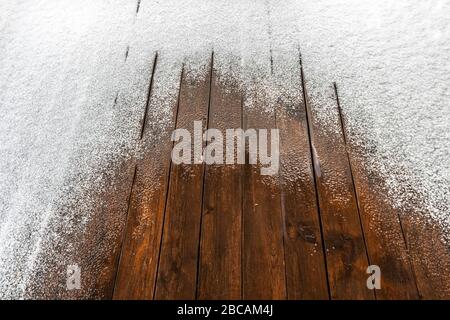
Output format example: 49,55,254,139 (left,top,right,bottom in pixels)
0,0,449,298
